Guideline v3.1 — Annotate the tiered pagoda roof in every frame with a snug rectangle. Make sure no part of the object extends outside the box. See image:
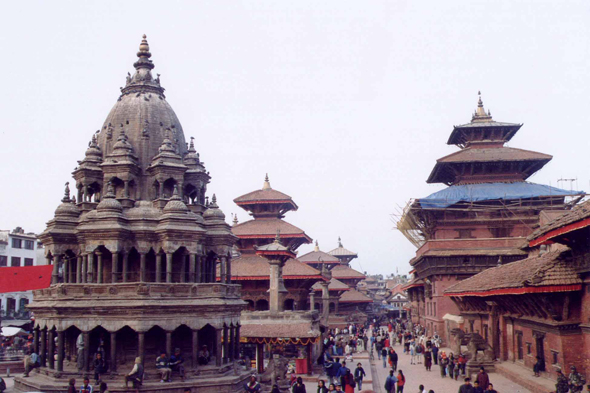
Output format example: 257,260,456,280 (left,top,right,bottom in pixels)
427,92,552,186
